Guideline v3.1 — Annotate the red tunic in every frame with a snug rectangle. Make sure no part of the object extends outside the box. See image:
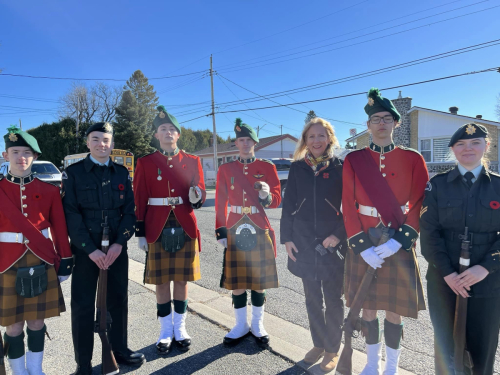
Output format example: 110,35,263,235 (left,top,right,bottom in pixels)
134,150,206,246
215,158,281,235
0,174,73,274
342,145,429,252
